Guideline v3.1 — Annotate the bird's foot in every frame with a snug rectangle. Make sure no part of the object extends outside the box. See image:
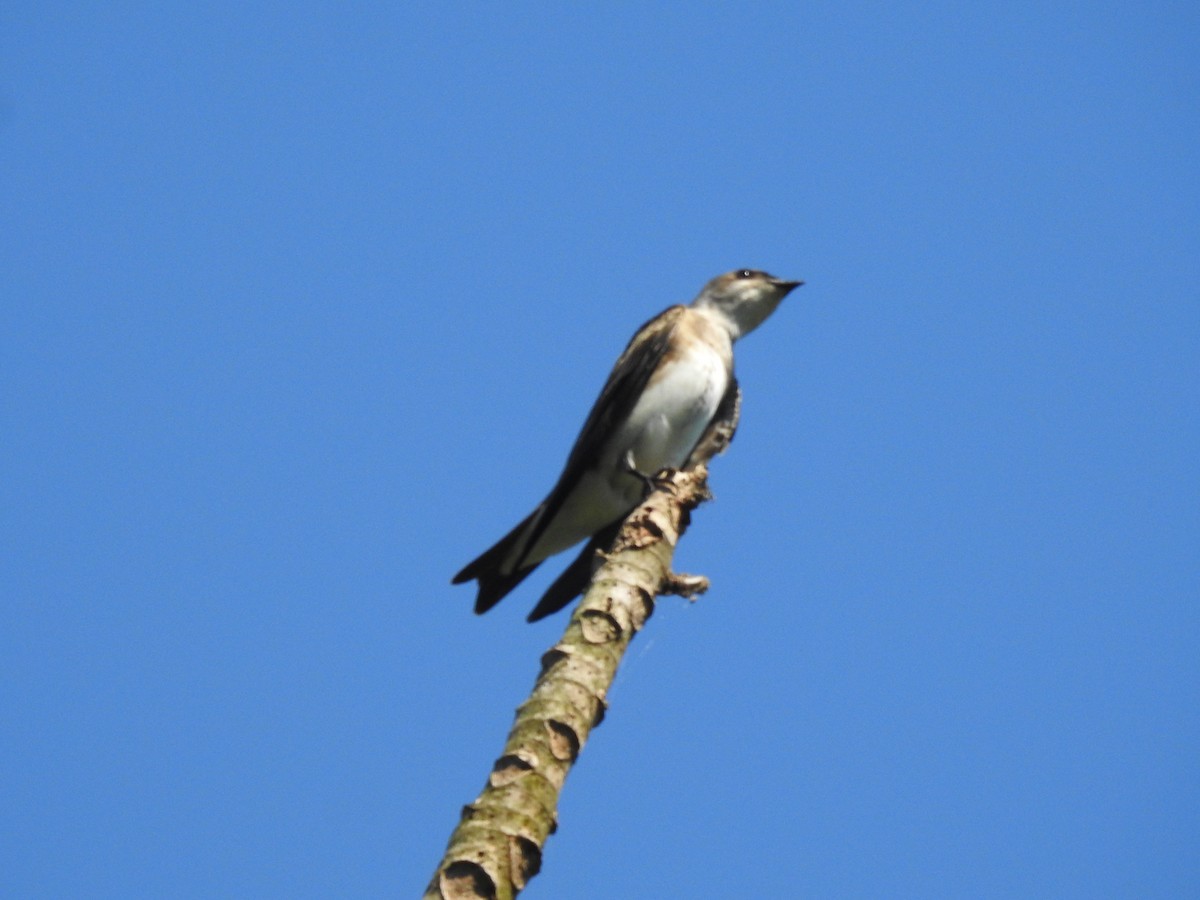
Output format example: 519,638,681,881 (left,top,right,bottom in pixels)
622,451,676,499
